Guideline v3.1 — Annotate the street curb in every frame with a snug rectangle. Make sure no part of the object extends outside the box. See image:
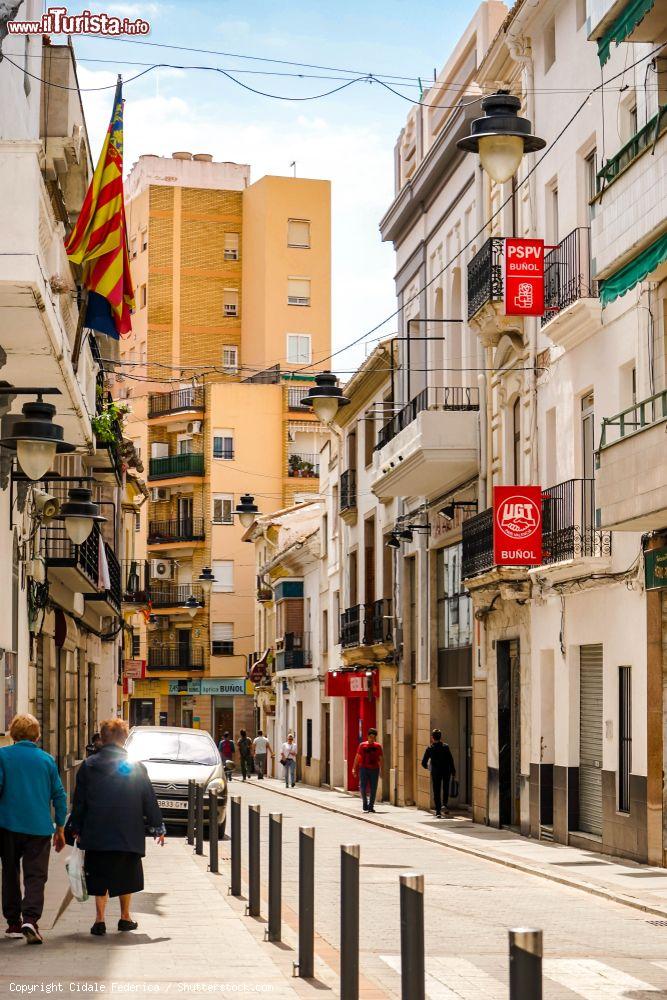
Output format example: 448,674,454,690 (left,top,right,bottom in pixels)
250,780,667,920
